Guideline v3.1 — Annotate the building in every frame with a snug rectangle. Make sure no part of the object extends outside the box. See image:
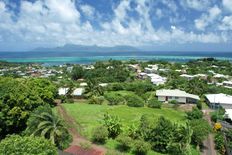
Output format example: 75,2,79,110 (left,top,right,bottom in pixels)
156,89,200,104
205,93,232,109
222,81,232,88
147,74,166,85
80,82,88,87
72,88,84,97
58,88,69,96
180,74,195,80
